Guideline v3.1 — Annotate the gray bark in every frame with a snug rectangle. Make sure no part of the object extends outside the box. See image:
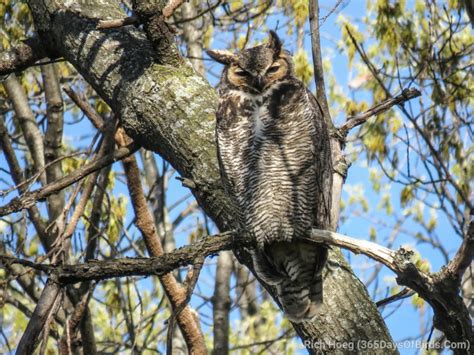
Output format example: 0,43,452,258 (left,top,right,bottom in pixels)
0,116,50,249
234,261,258,320
16,279,61,354
212,250,233,355
27,0,395,352
3,74,47,186
462,259,473,320
41,62,65,221
180,1,206,76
